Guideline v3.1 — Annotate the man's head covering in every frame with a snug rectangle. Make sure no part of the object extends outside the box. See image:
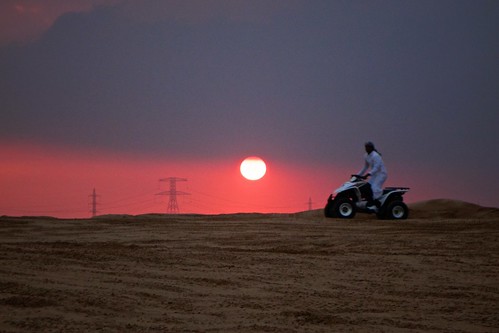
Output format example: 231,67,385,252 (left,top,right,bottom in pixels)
365,141,381,155
365,141,375,148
